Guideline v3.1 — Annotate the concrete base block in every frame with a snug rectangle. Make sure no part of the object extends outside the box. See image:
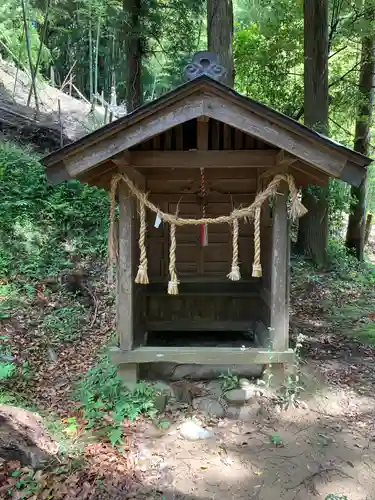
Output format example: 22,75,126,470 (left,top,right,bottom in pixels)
139,362,264,381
